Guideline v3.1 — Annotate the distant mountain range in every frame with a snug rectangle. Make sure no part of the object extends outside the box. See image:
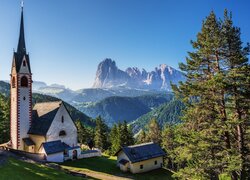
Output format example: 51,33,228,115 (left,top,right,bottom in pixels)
93,59,185,91
0,81,95,128
2,59,185,103
1,60,185,130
